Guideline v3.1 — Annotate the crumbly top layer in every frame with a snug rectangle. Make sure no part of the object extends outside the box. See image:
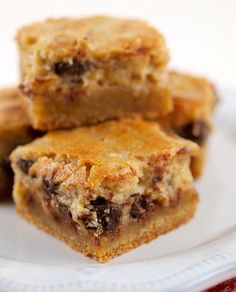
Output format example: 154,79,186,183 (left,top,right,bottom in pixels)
11,119,198,165
0,87,30,130
169,71,217,109
17,16,168,64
